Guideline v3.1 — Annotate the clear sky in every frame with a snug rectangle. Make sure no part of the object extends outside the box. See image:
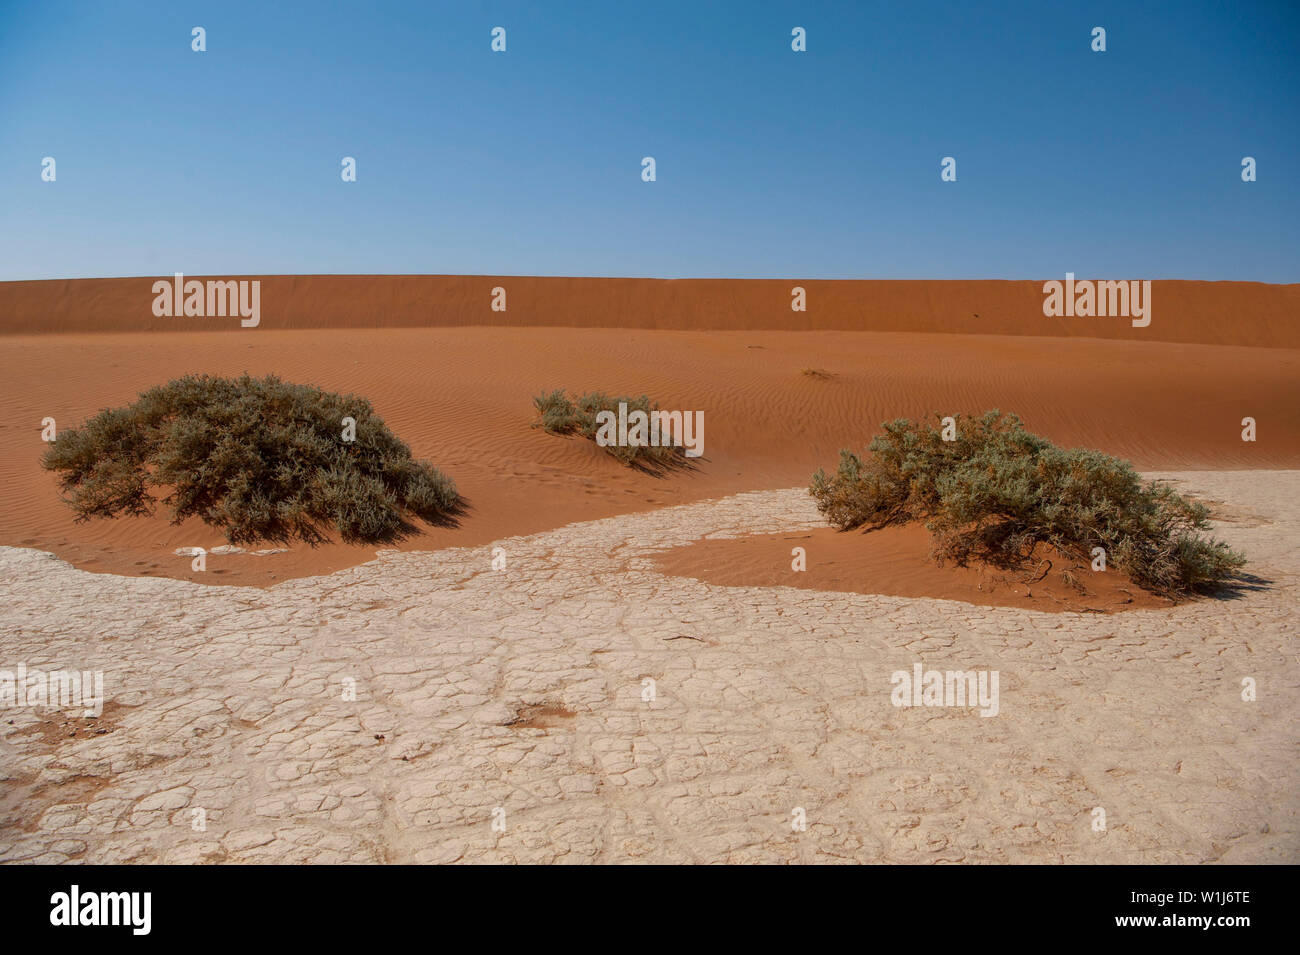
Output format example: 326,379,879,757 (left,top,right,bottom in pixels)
2,0,1297,281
